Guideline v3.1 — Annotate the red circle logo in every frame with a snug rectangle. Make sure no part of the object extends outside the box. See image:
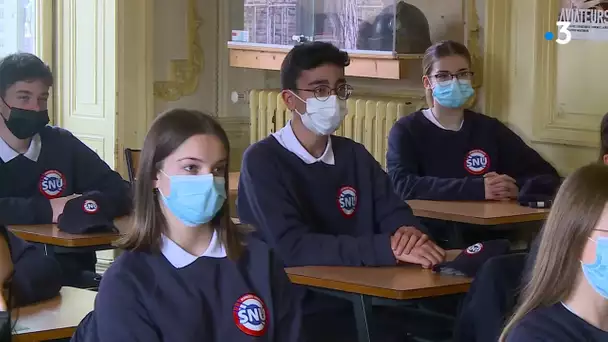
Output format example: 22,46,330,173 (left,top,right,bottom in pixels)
232,294,268,336
83,200,98,214
465,243,484,255
336,186,357,217
464,149,490,175
38,170,66,199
